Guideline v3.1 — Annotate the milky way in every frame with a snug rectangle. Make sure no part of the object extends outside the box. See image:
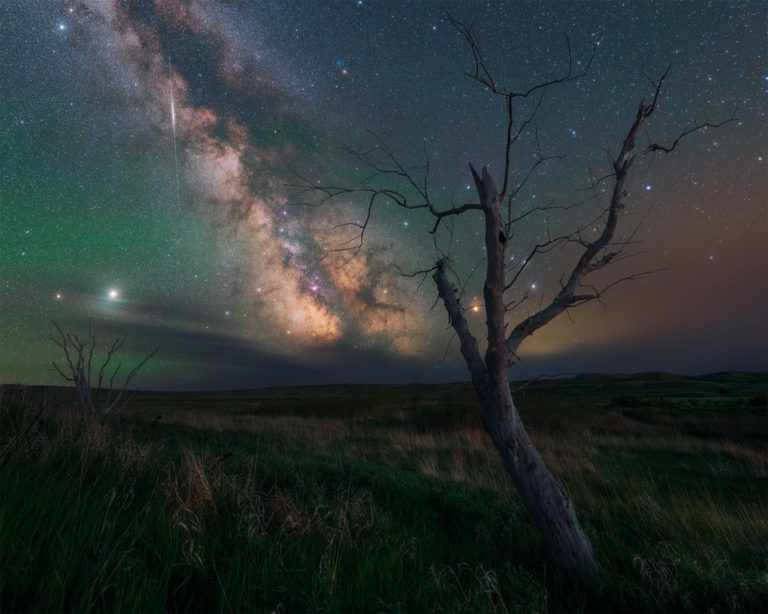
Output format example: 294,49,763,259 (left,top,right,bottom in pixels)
1,1,766,389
